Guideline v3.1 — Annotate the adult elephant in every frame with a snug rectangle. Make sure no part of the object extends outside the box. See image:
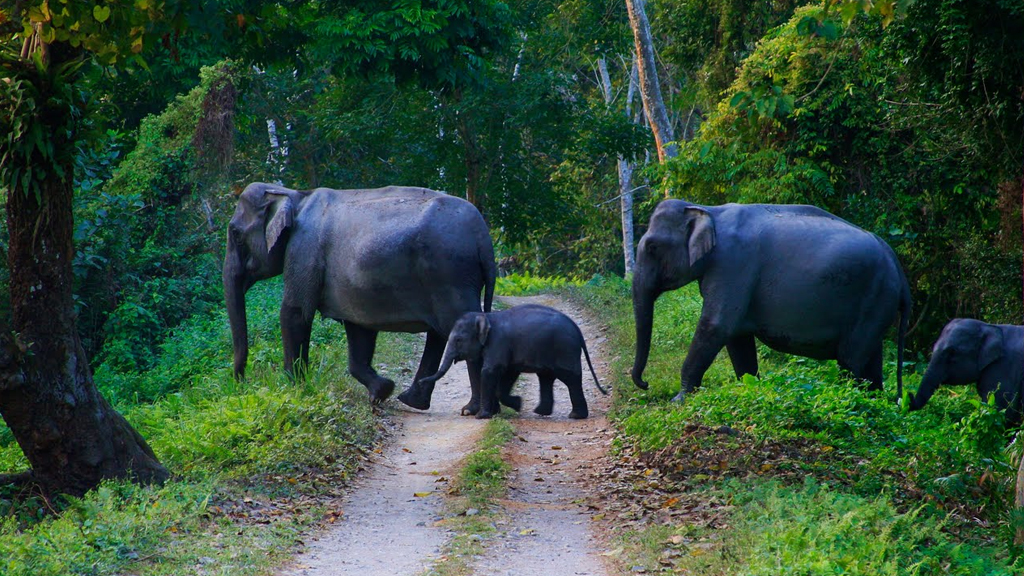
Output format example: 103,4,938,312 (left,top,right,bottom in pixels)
908,319,1024,426
223,182,497,408
631,199,912,402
